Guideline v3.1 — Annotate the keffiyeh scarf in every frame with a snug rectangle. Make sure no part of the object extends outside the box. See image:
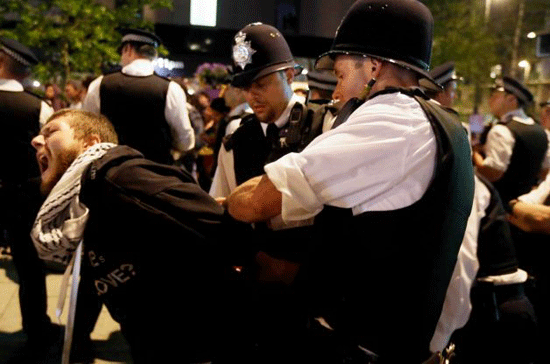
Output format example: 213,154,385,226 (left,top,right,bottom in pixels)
31,143,116,264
